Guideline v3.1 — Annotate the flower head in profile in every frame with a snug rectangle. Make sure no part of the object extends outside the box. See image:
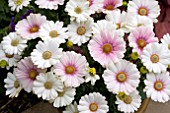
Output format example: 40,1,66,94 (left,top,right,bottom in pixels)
87,0,103,14
78,92,109,113
15,57,46,92
144,72,170,103
35,0,64,10
88,30,126,67
63,101,79,113
160,33,170,51
4,72,22,98
16,13,47,40
53,51,87,87
103,60,140,94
